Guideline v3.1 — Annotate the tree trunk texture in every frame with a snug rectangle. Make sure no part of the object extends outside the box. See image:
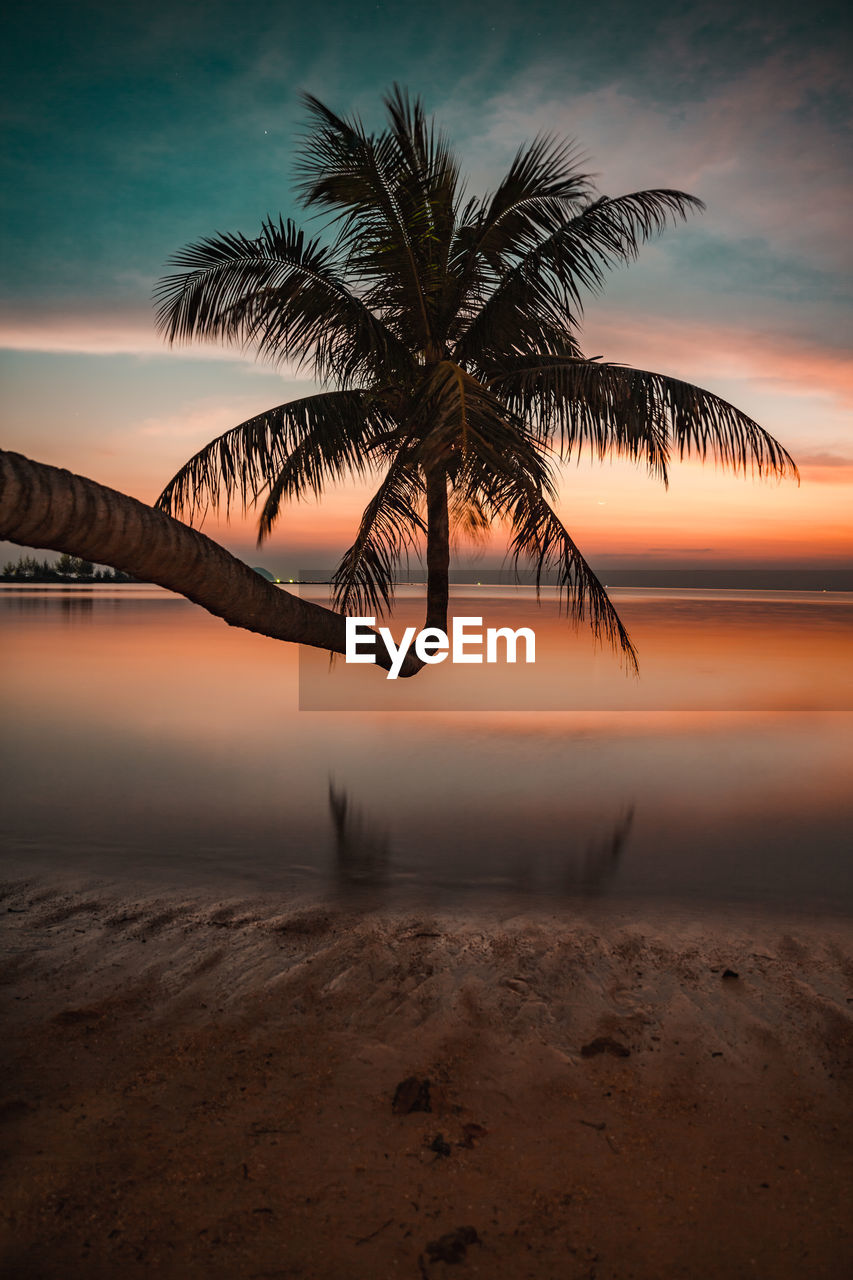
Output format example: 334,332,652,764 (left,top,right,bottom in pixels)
425,464,450,632
0,449,421,677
